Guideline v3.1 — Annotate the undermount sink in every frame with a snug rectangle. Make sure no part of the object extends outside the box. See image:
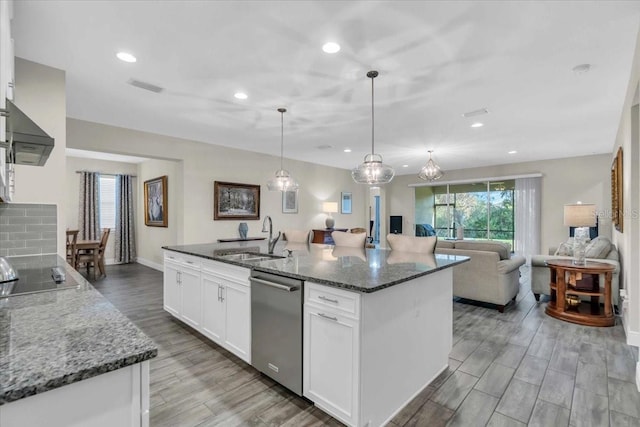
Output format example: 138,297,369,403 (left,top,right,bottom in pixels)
218,252,284,263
